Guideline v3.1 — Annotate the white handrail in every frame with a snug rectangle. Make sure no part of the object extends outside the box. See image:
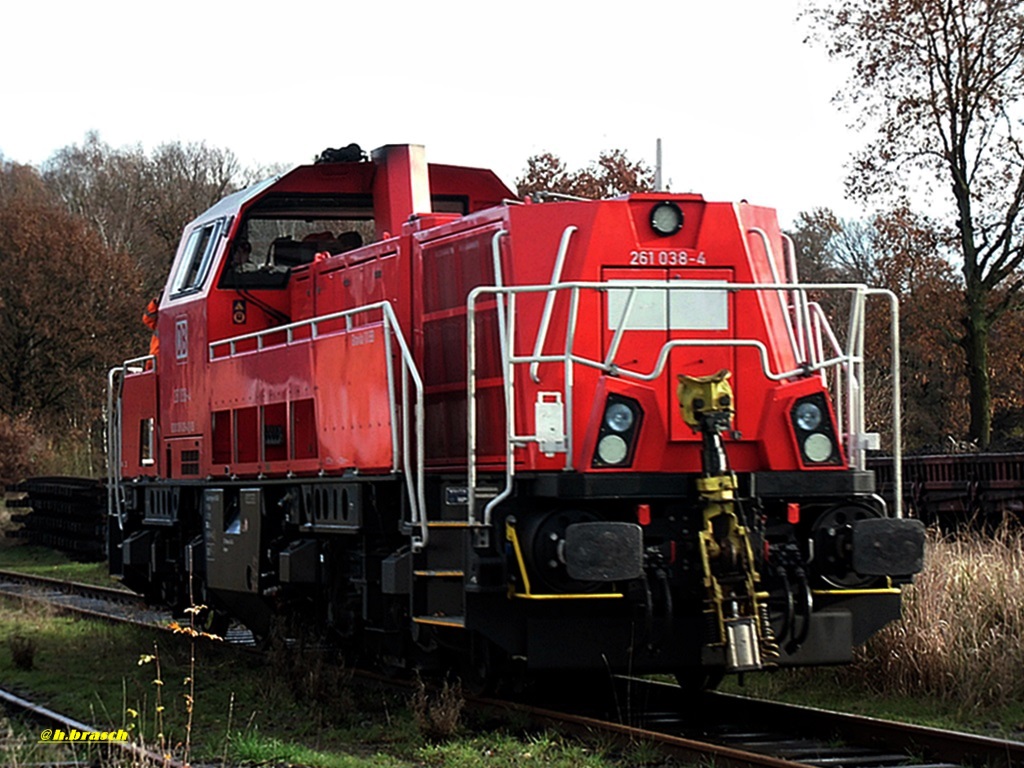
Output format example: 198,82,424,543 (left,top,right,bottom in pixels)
466,279,902,525
782,233,813,367
868,288,902,518
212,302,427,546
106,355,154,531
748,227,802,363
529,225,577,383
110,303,428,548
